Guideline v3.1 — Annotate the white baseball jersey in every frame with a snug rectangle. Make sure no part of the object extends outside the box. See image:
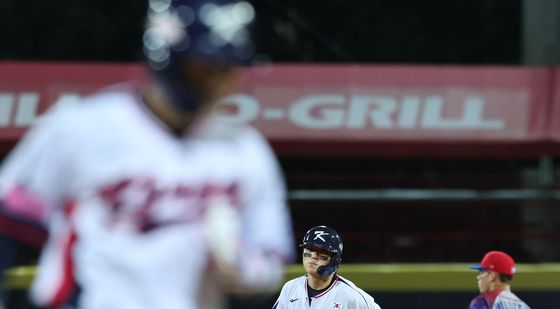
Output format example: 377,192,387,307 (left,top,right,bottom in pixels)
273,274,382,309
0,83,294,309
